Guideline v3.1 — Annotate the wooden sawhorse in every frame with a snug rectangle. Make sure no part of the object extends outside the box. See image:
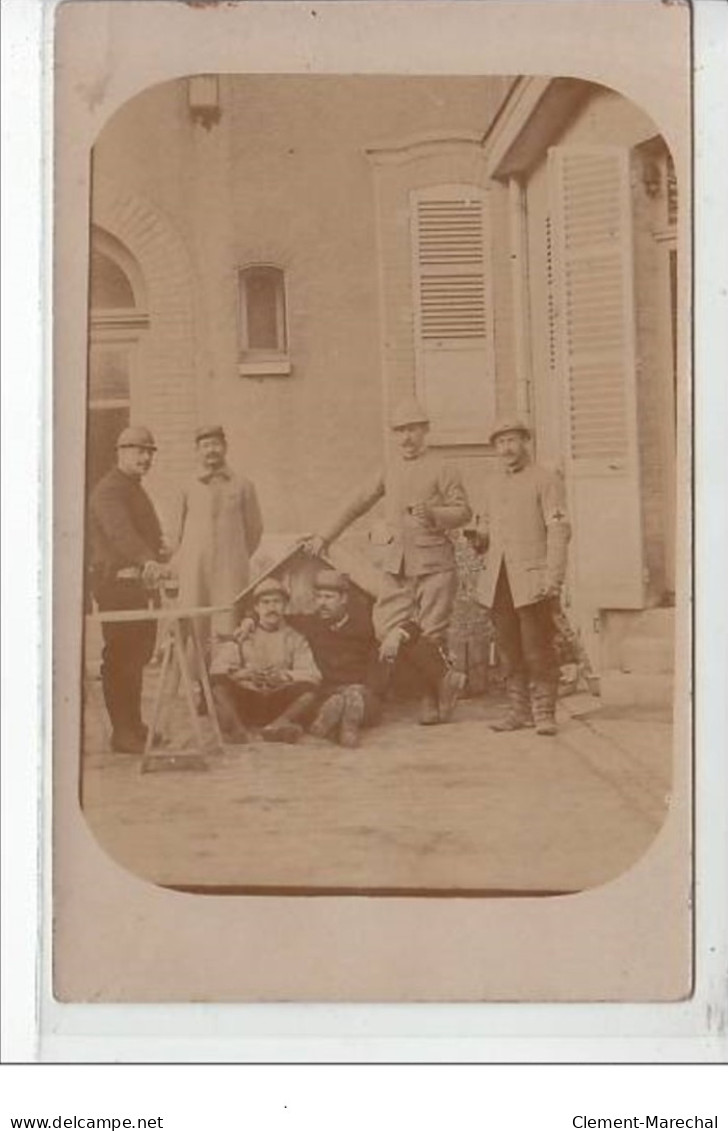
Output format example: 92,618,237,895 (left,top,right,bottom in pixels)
89,602,232,772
